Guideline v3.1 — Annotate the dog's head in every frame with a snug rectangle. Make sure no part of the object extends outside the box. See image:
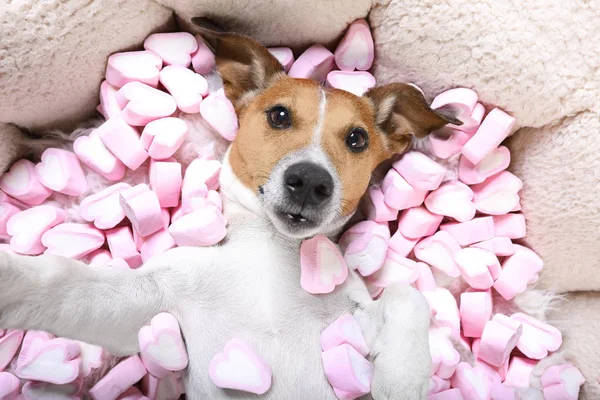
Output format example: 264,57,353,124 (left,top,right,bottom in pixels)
194,19,459,239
